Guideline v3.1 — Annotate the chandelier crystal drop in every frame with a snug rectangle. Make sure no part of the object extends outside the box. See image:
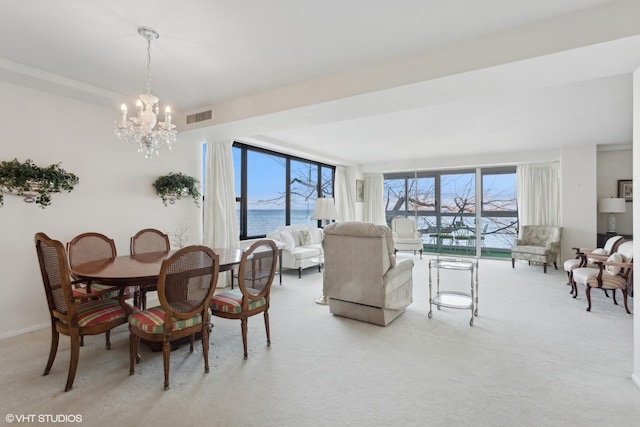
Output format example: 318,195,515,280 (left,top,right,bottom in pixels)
114,27,177,159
